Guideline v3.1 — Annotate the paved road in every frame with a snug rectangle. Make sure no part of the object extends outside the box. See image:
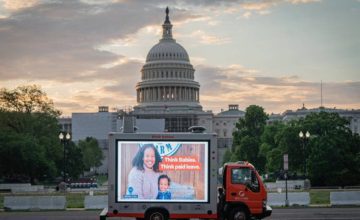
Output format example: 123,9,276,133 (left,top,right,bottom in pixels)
0,208,359,220
268,207,360,220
